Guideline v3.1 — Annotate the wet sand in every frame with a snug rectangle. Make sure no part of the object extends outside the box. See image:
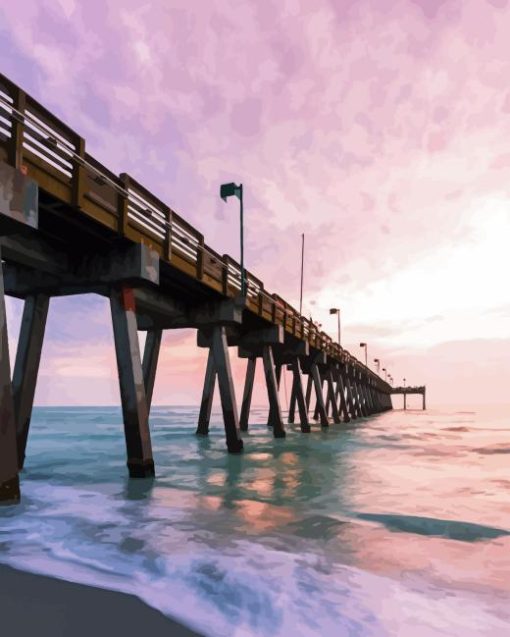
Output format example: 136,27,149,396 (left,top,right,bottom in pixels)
0,564,204,637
